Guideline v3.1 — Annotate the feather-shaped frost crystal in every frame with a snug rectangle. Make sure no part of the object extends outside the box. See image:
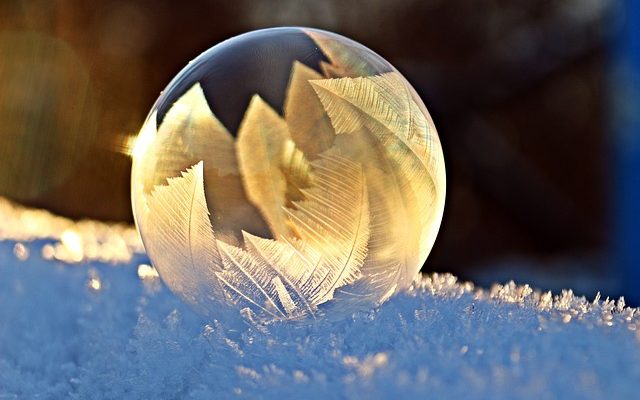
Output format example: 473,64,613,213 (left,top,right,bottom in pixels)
131,27,446,323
